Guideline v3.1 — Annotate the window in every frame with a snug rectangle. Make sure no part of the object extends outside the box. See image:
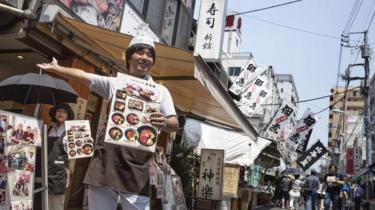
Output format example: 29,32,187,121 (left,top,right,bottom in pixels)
236,38,239,46
353,90,357,96
128,0,145,14
330,96,333,101
328,132,332,138
175,6,190,48
146,0,167,34
161,0,178,44
228,67,241,76
329,114,333,119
